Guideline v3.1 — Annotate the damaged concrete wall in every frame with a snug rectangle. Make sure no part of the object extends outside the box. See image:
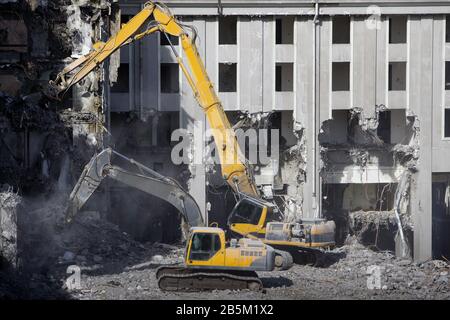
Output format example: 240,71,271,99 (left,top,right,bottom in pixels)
7,0,440,263
0,0,120,268
319,107,419,254
293,13,427,259
66,0,120,166
0,0,120,183
87,3,449,262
